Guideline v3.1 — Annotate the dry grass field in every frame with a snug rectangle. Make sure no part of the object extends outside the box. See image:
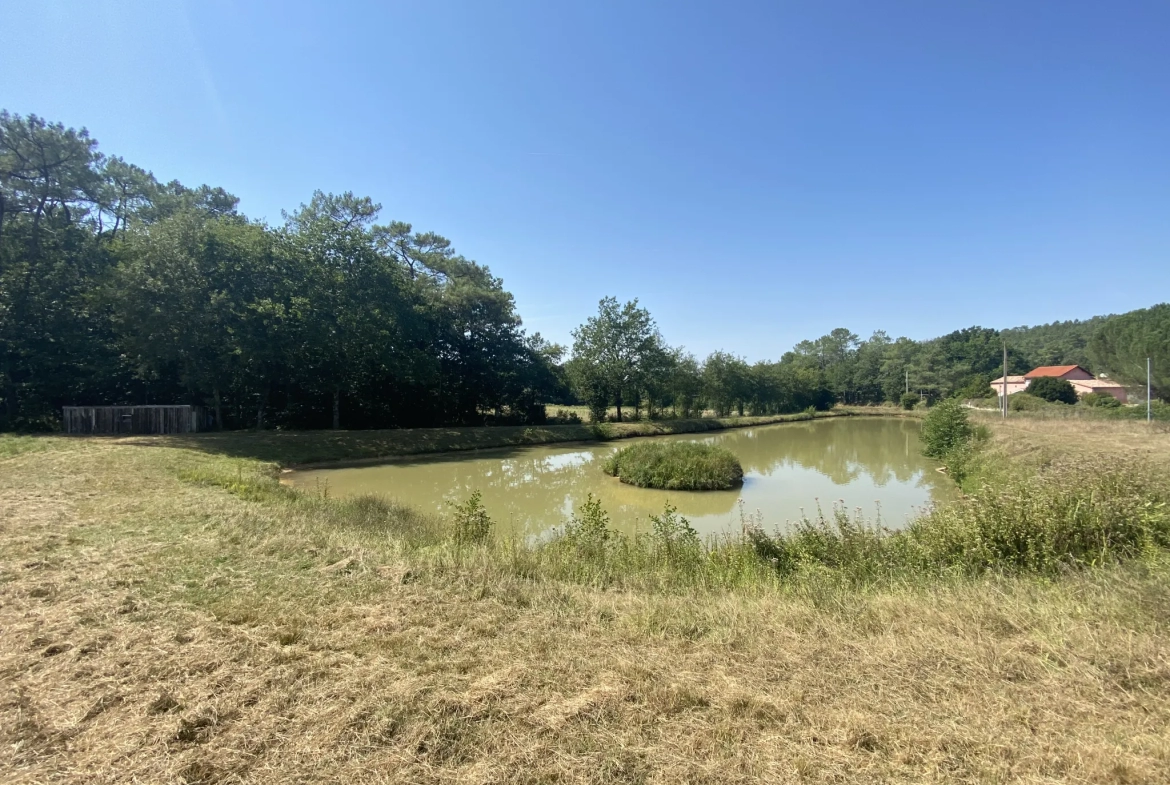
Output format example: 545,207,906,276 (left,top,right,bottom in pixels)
2,416,1169,783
